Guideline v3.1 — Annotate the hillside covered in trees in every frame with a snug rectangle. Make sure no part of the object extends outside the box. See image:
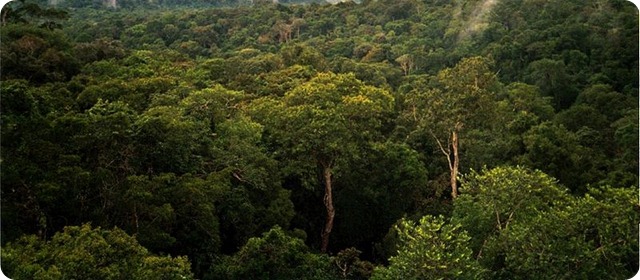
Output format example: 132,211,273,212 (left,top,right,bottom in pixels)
1,0,638,279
